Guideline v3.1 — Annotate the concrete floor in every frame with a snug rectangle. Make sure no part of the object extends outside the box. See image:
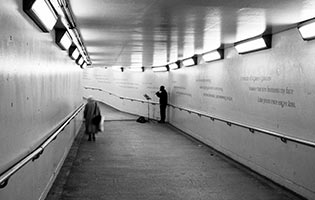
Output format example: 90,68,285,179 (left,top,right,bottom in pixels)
46,103,304,200
98,102,138,122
